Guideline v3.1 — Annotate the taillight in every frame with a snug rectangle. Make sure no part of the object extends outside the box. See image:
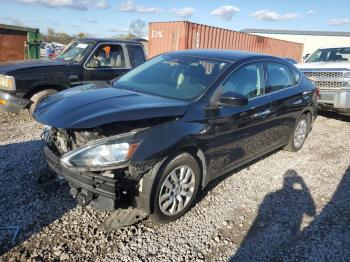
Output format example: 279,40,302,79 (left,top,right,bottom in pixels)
315,87,320,98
